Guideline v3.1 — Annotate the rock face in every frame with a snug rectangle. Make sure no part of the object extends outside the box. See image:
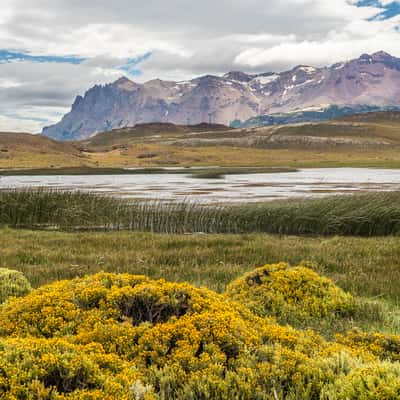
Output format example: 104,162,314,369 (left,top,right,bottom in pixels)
42,51,400,140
